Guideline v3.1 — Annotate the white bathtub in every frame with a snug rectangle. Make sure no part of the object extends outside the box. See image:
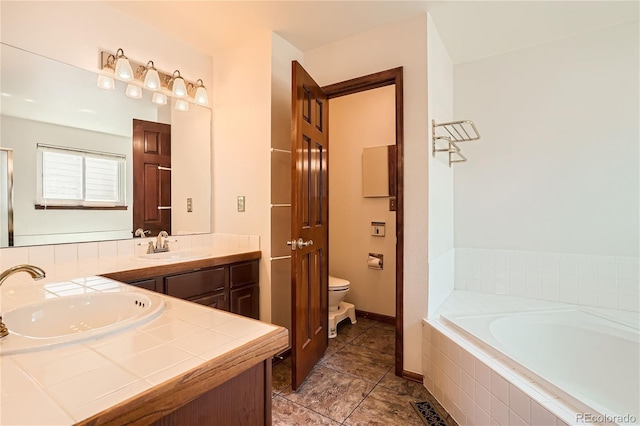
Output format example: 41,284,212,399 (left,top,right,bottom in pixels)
442,308,640,424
